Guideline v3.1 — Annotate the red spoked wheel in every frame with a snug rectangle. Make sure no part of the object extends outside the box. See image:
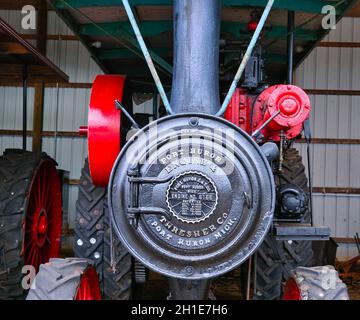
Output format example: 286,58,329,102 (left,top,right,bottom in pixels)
24,159,62,271
282,278,301,300
282,266,349,300
75,267,102,300
26,258,102,300
0,150,62,299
